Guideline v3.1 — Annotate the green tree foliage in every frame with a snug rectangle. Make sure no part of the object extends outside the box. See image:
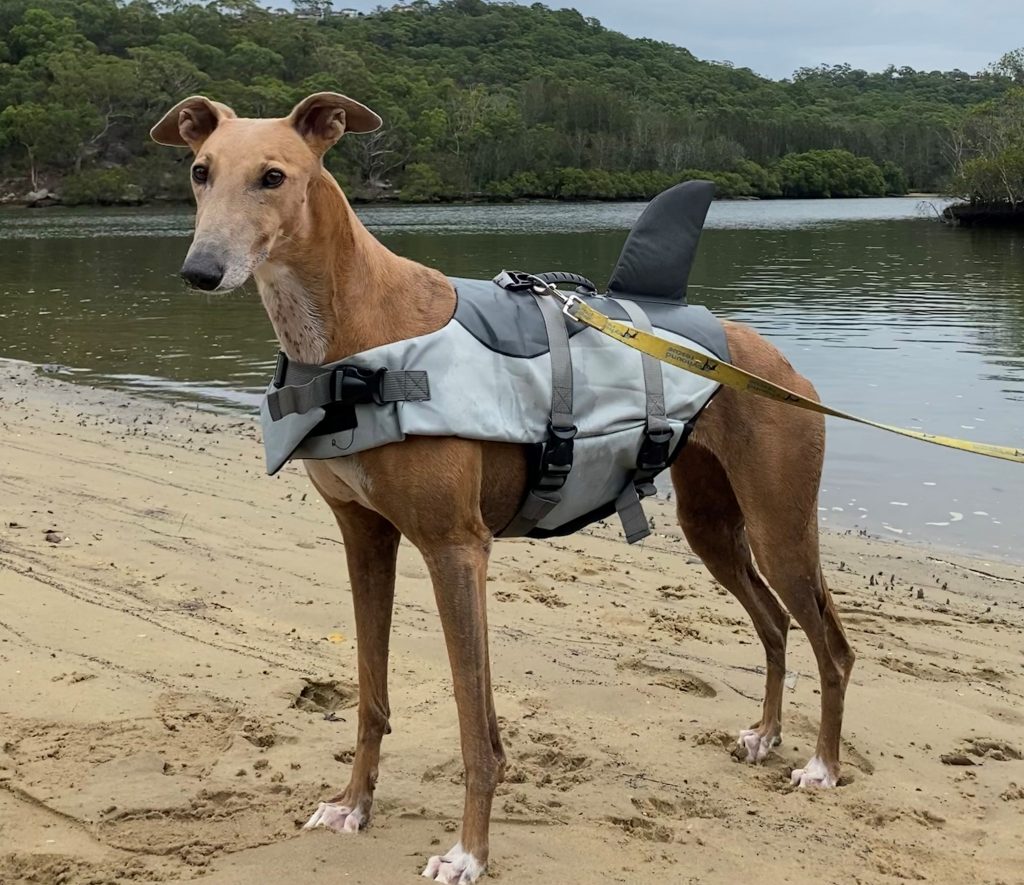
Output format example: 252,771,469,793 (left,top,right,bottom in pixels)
880,160,909,195
400,161,447,201
61,166,139,204
777,149,887,198
949,87,1024,206
992,48,1024,85
0,0,1015,203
